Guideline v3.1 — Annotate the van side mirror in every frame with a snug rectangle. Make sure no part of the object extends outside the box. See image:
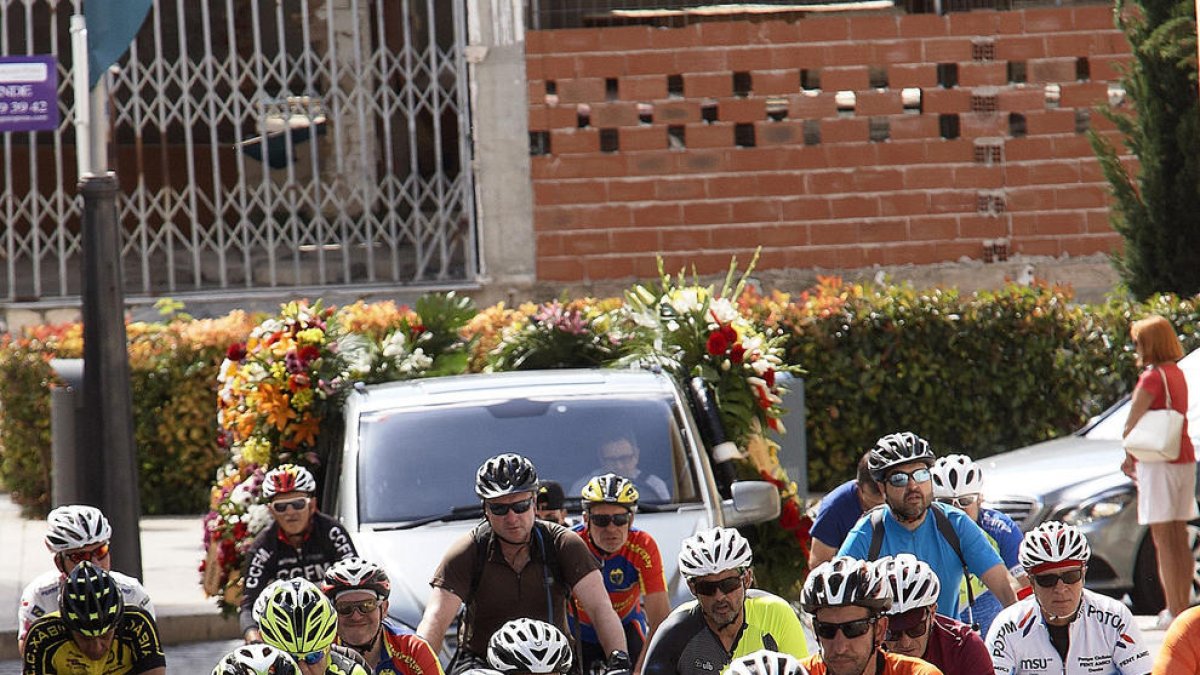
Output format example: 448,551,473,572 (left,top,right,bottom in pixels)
721,480,781,527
